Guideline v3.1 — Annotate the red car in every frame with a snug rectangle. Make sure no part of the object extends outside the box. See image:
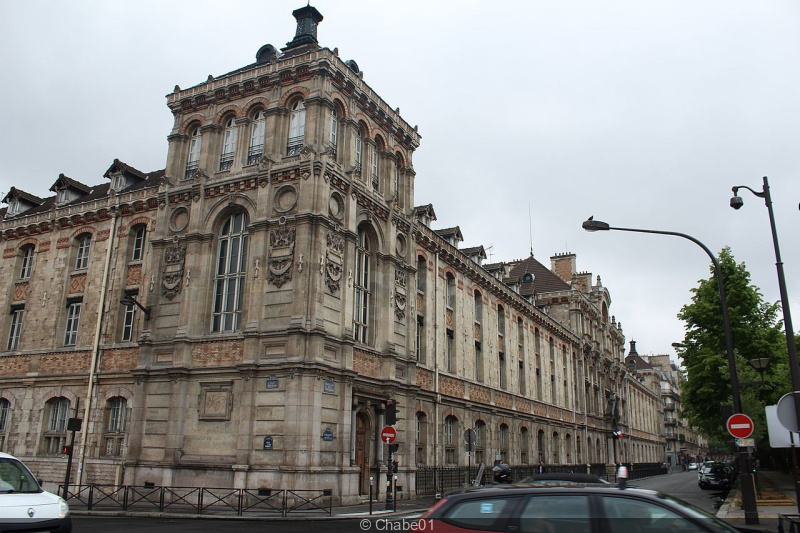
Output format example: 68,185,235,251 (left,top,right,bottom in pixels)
418,484,754,533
